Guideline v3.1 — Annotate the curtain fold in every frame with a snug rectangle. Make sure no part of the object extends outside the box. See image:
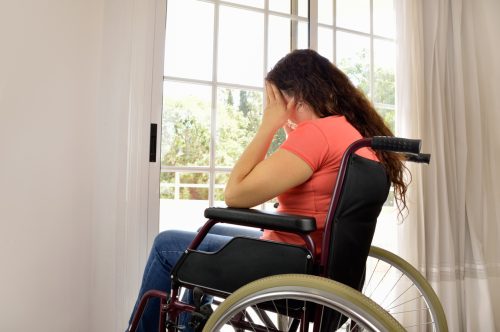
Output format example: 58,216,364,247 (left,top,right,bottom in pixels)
395,0,500,330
